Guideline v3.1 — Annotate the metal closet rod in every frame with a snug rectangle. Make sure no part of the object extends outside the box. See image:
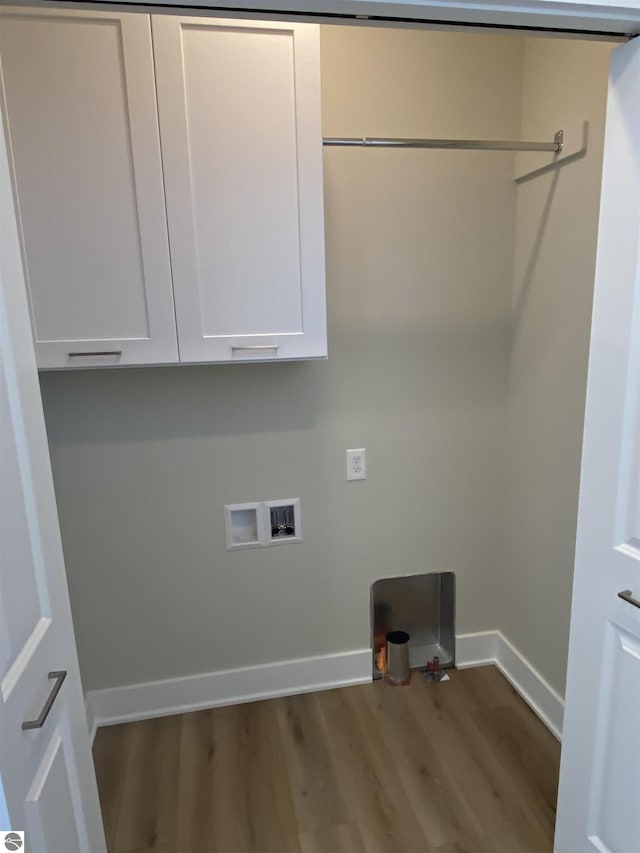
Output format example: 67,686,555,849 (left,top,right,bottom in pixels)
323,129,564,153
